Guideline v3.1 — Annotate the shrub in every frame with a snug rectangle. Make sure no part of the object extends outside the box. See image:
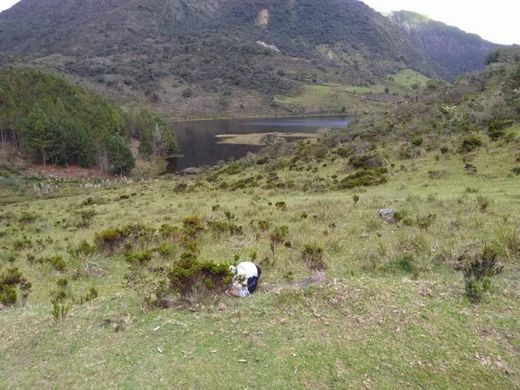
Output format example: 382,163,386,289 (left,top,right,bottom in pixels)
52,302,71,321
440,146,449,154
464,163,477,174
182,216,205,239
167,254,232,301
125,250,153,265
488,119,513,141
411,136,423,147
275,201,287,211
511,167,520,176
69,240,96,257
207,220,244,236
84,287,98,302
19,211,38,224
258,220,271,231
459,136,482,153
338,168,388,189
349,153,386,169
46,255,67,271
95,224,154,252
270,226,289,245
159,224,180,240
0,267,31,306
455,246,503,302
302,244,327,270
49,278,73,319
